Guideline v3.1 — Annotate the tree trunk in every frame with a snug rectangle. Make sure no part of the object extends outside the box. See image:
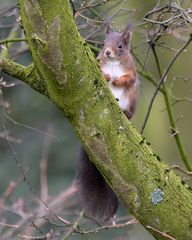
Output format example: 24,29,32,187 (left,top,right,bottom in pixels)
5,0,192,239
